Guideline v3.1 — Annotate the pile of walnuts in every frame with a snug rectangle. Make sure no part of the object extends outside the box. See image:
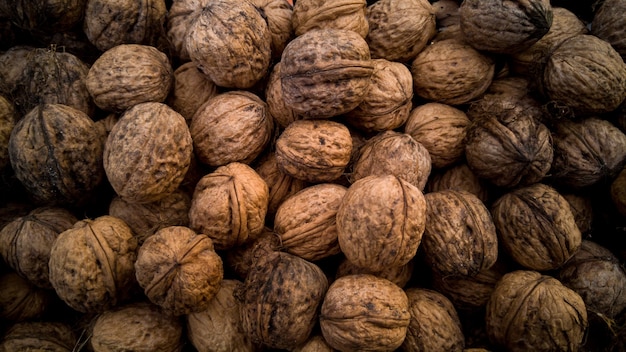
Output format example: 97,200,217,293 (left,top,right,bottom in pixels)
1,0,626,351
